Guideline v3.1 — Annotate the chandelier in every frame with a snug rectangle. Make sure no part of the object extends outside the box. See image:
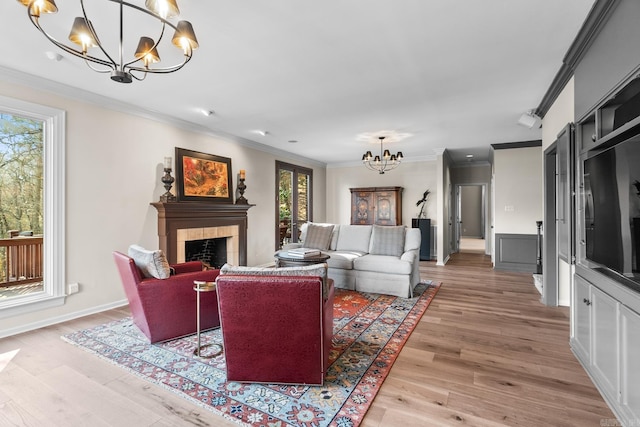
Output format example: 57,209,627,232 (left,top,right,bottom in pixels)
361,136,404,174
18,0,199,83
